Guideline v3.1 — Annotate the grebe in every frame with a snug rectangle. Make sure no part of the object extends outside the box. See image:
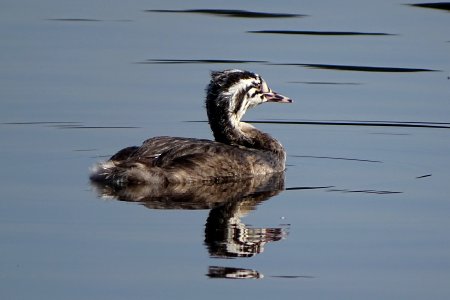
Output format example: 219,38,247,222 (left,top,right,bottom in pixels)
90,69,292,186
